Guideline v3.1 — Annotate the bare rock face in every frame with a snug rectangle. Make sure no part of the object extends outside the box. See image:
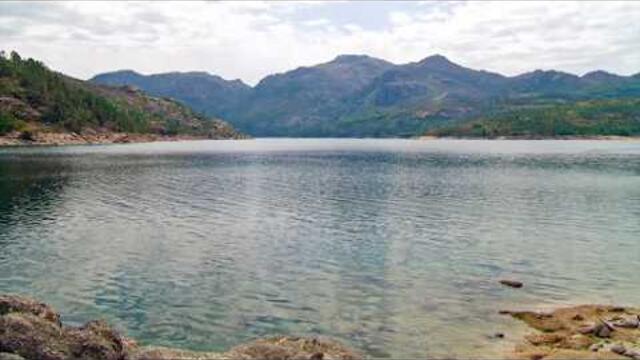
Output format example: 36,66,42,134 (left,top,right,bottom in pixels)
0,295,361,360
